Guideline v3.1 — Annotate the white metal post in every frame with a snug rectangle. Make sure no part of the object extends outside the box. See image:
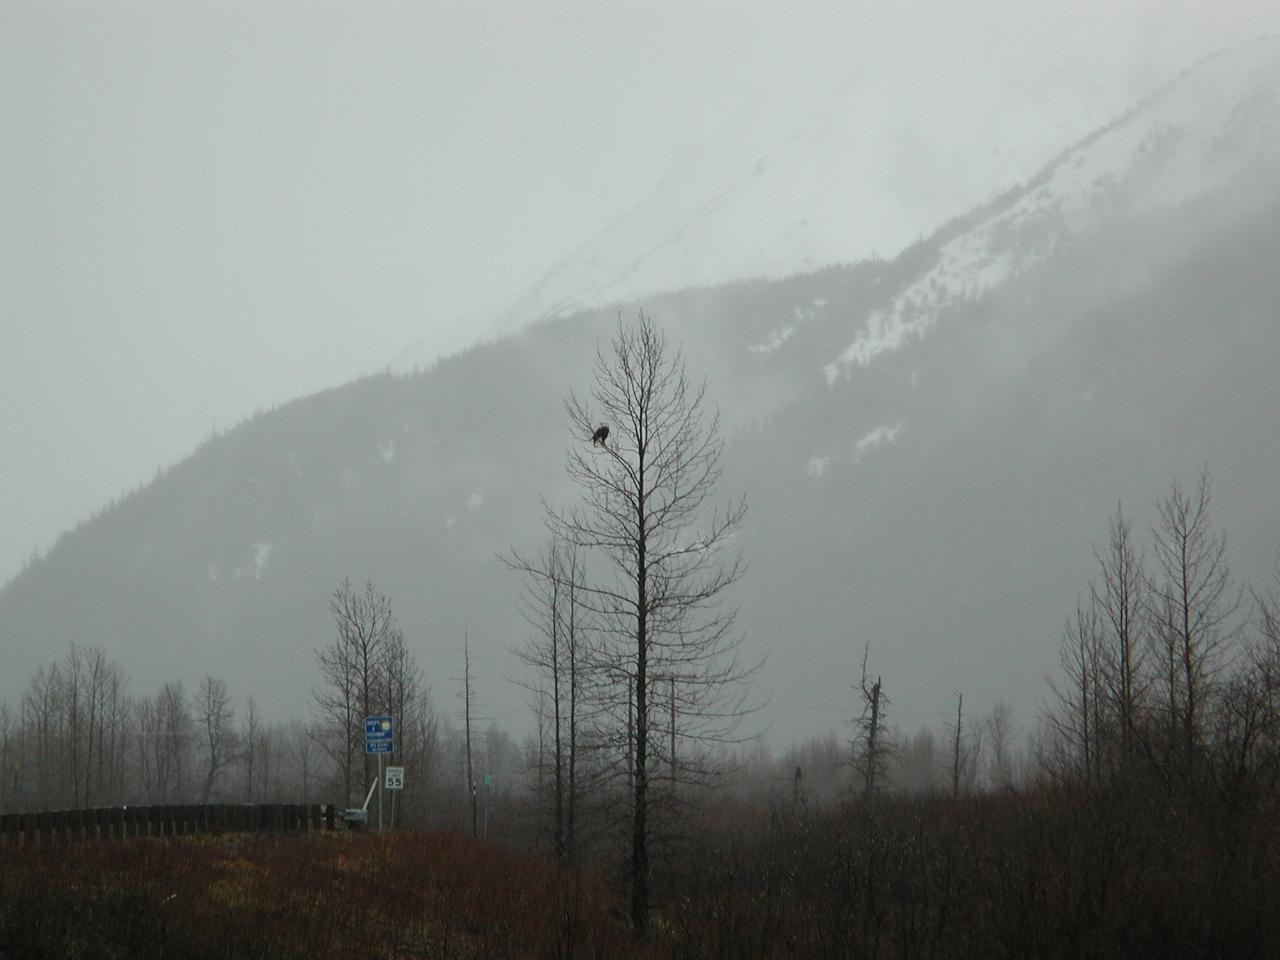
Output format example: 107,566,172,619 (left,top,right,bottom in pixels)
378,753,384,833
